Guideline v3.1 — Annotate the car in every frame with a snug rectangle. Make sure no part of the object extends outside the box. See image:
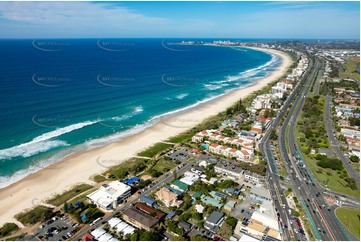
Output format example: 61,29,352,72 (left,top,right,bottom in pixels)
241,209,245,213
